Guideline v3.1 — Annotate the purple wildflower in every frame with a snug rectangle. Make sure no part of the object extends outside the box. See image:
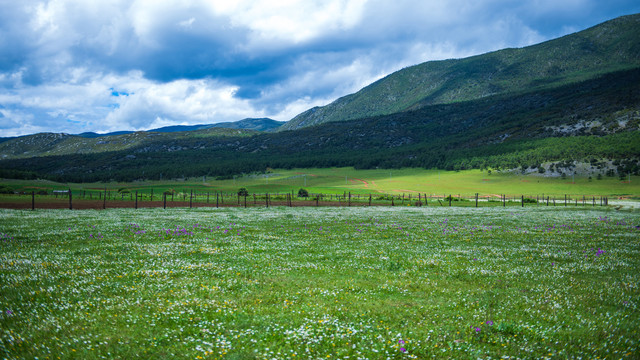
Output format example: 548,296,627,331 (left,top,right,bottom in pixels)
486,320,494,326
400,347,407,352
